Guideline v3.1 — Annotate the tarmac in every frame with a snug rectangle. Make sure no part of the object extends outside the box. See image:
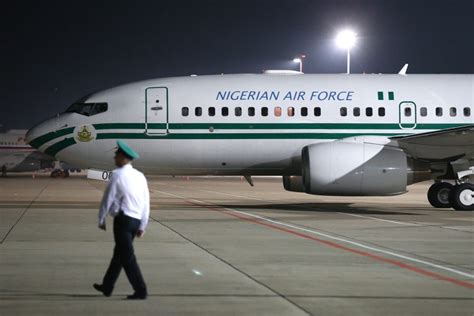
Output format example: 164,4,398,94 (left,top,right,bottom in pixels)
0,174,473,315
